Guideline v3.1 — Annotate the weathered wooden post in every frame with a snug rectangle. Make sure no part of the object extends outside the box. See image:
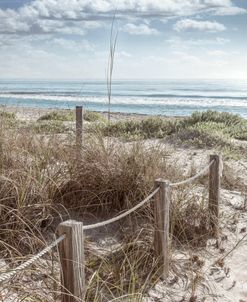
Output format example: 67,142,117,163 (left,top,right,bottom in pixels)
209,154,221,238
154,179,170,278
76,106,83,158
57,220,85,302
